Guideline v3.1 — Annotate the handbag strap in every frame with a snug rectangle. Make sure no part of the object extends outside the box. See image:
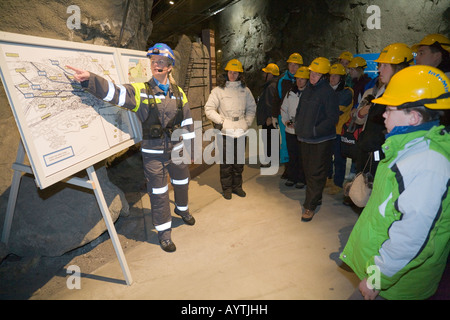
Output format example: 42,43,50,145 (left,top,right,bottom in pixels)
363,152,373,173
